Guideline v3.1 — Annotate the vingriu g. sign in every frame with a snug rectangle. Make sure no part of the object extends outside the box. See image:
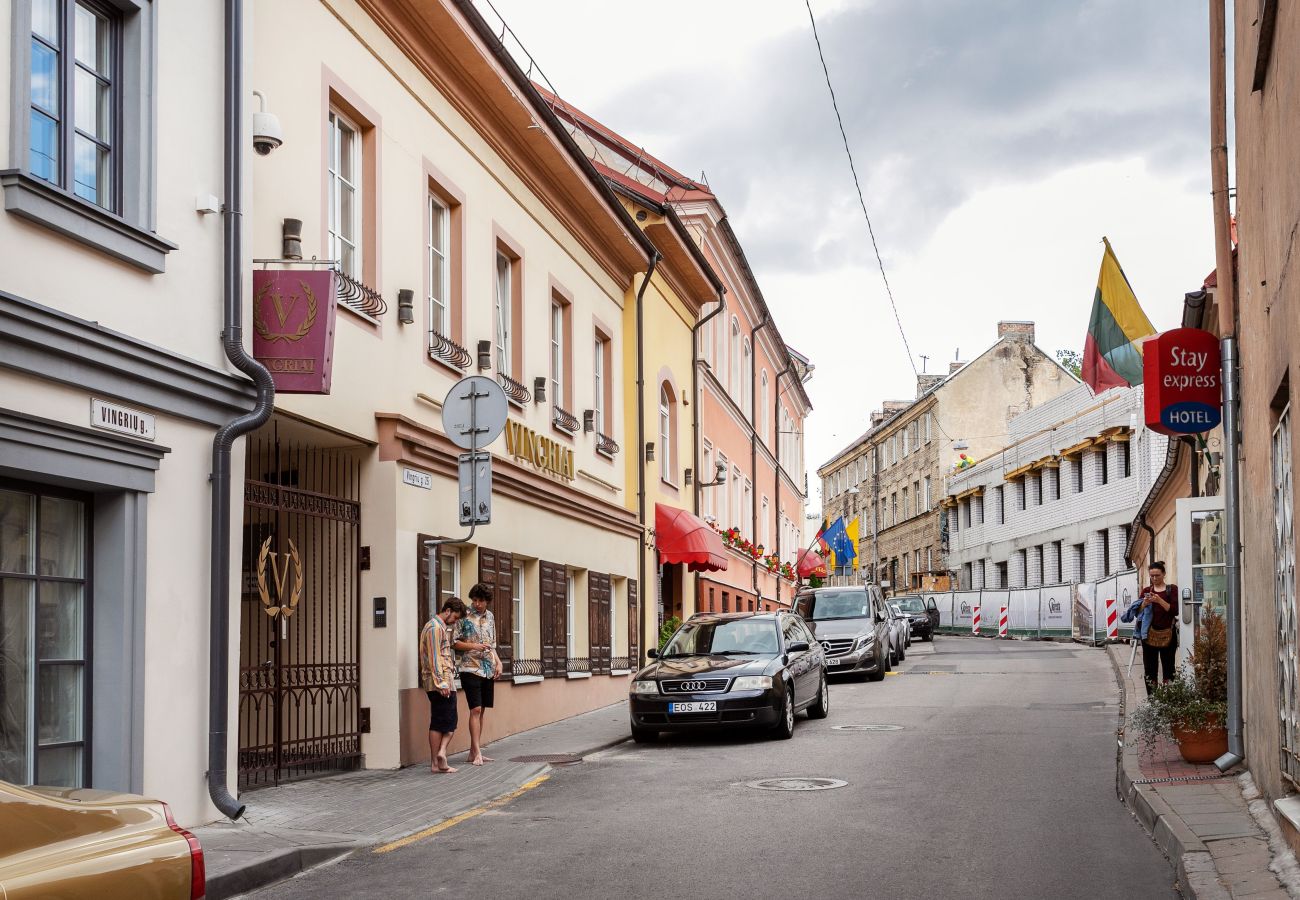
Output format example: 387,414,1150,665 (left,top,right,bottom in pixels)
1143,328,1222,436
